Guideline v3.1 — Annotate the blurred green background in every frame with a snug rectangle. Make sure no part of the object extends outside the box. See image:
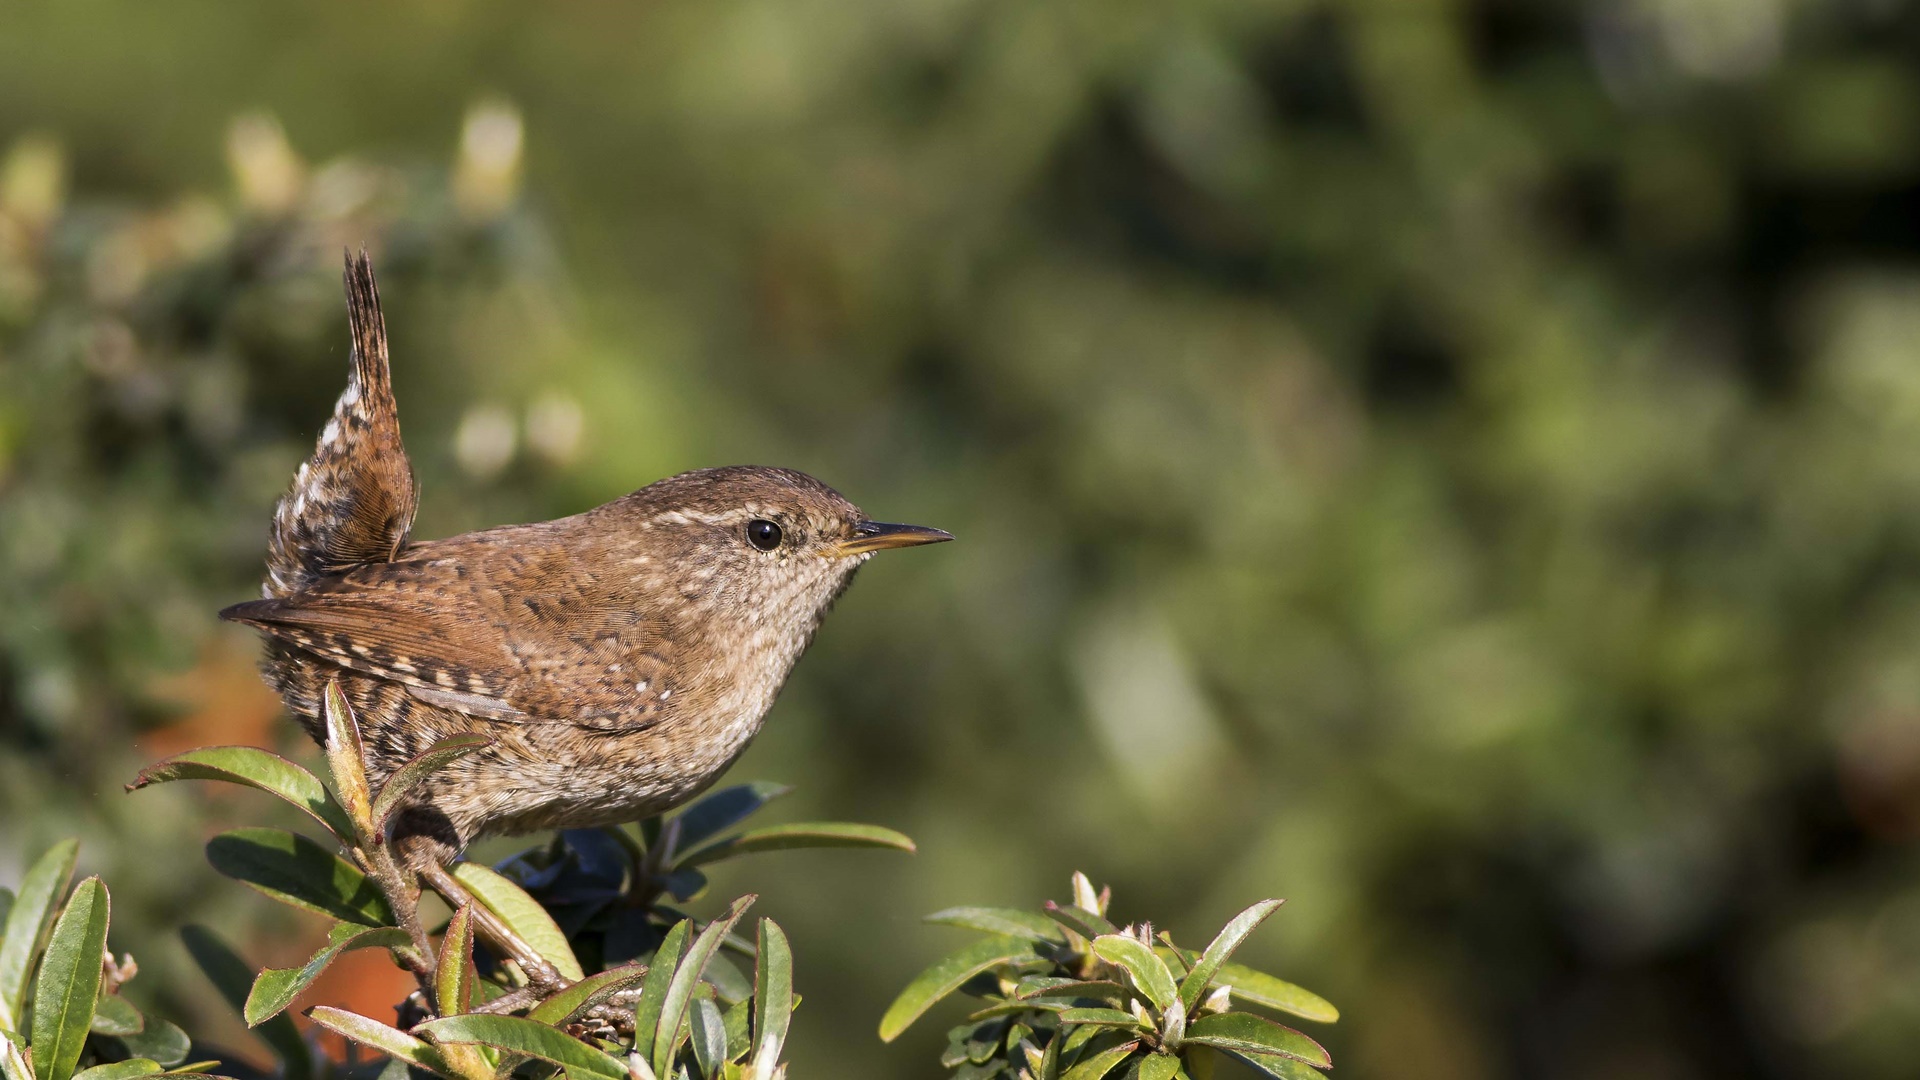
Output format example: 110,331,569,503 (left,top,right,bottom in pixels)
5,1,1920,1076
